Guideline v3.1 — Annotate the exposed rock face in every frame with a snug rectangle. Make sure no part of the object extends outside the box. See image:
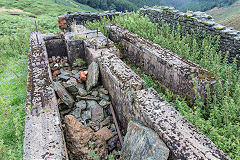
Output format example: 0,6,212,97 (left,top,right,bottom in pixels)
53,81,74,108
86,62,99,91
120,121,169,160
64,115,108,160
